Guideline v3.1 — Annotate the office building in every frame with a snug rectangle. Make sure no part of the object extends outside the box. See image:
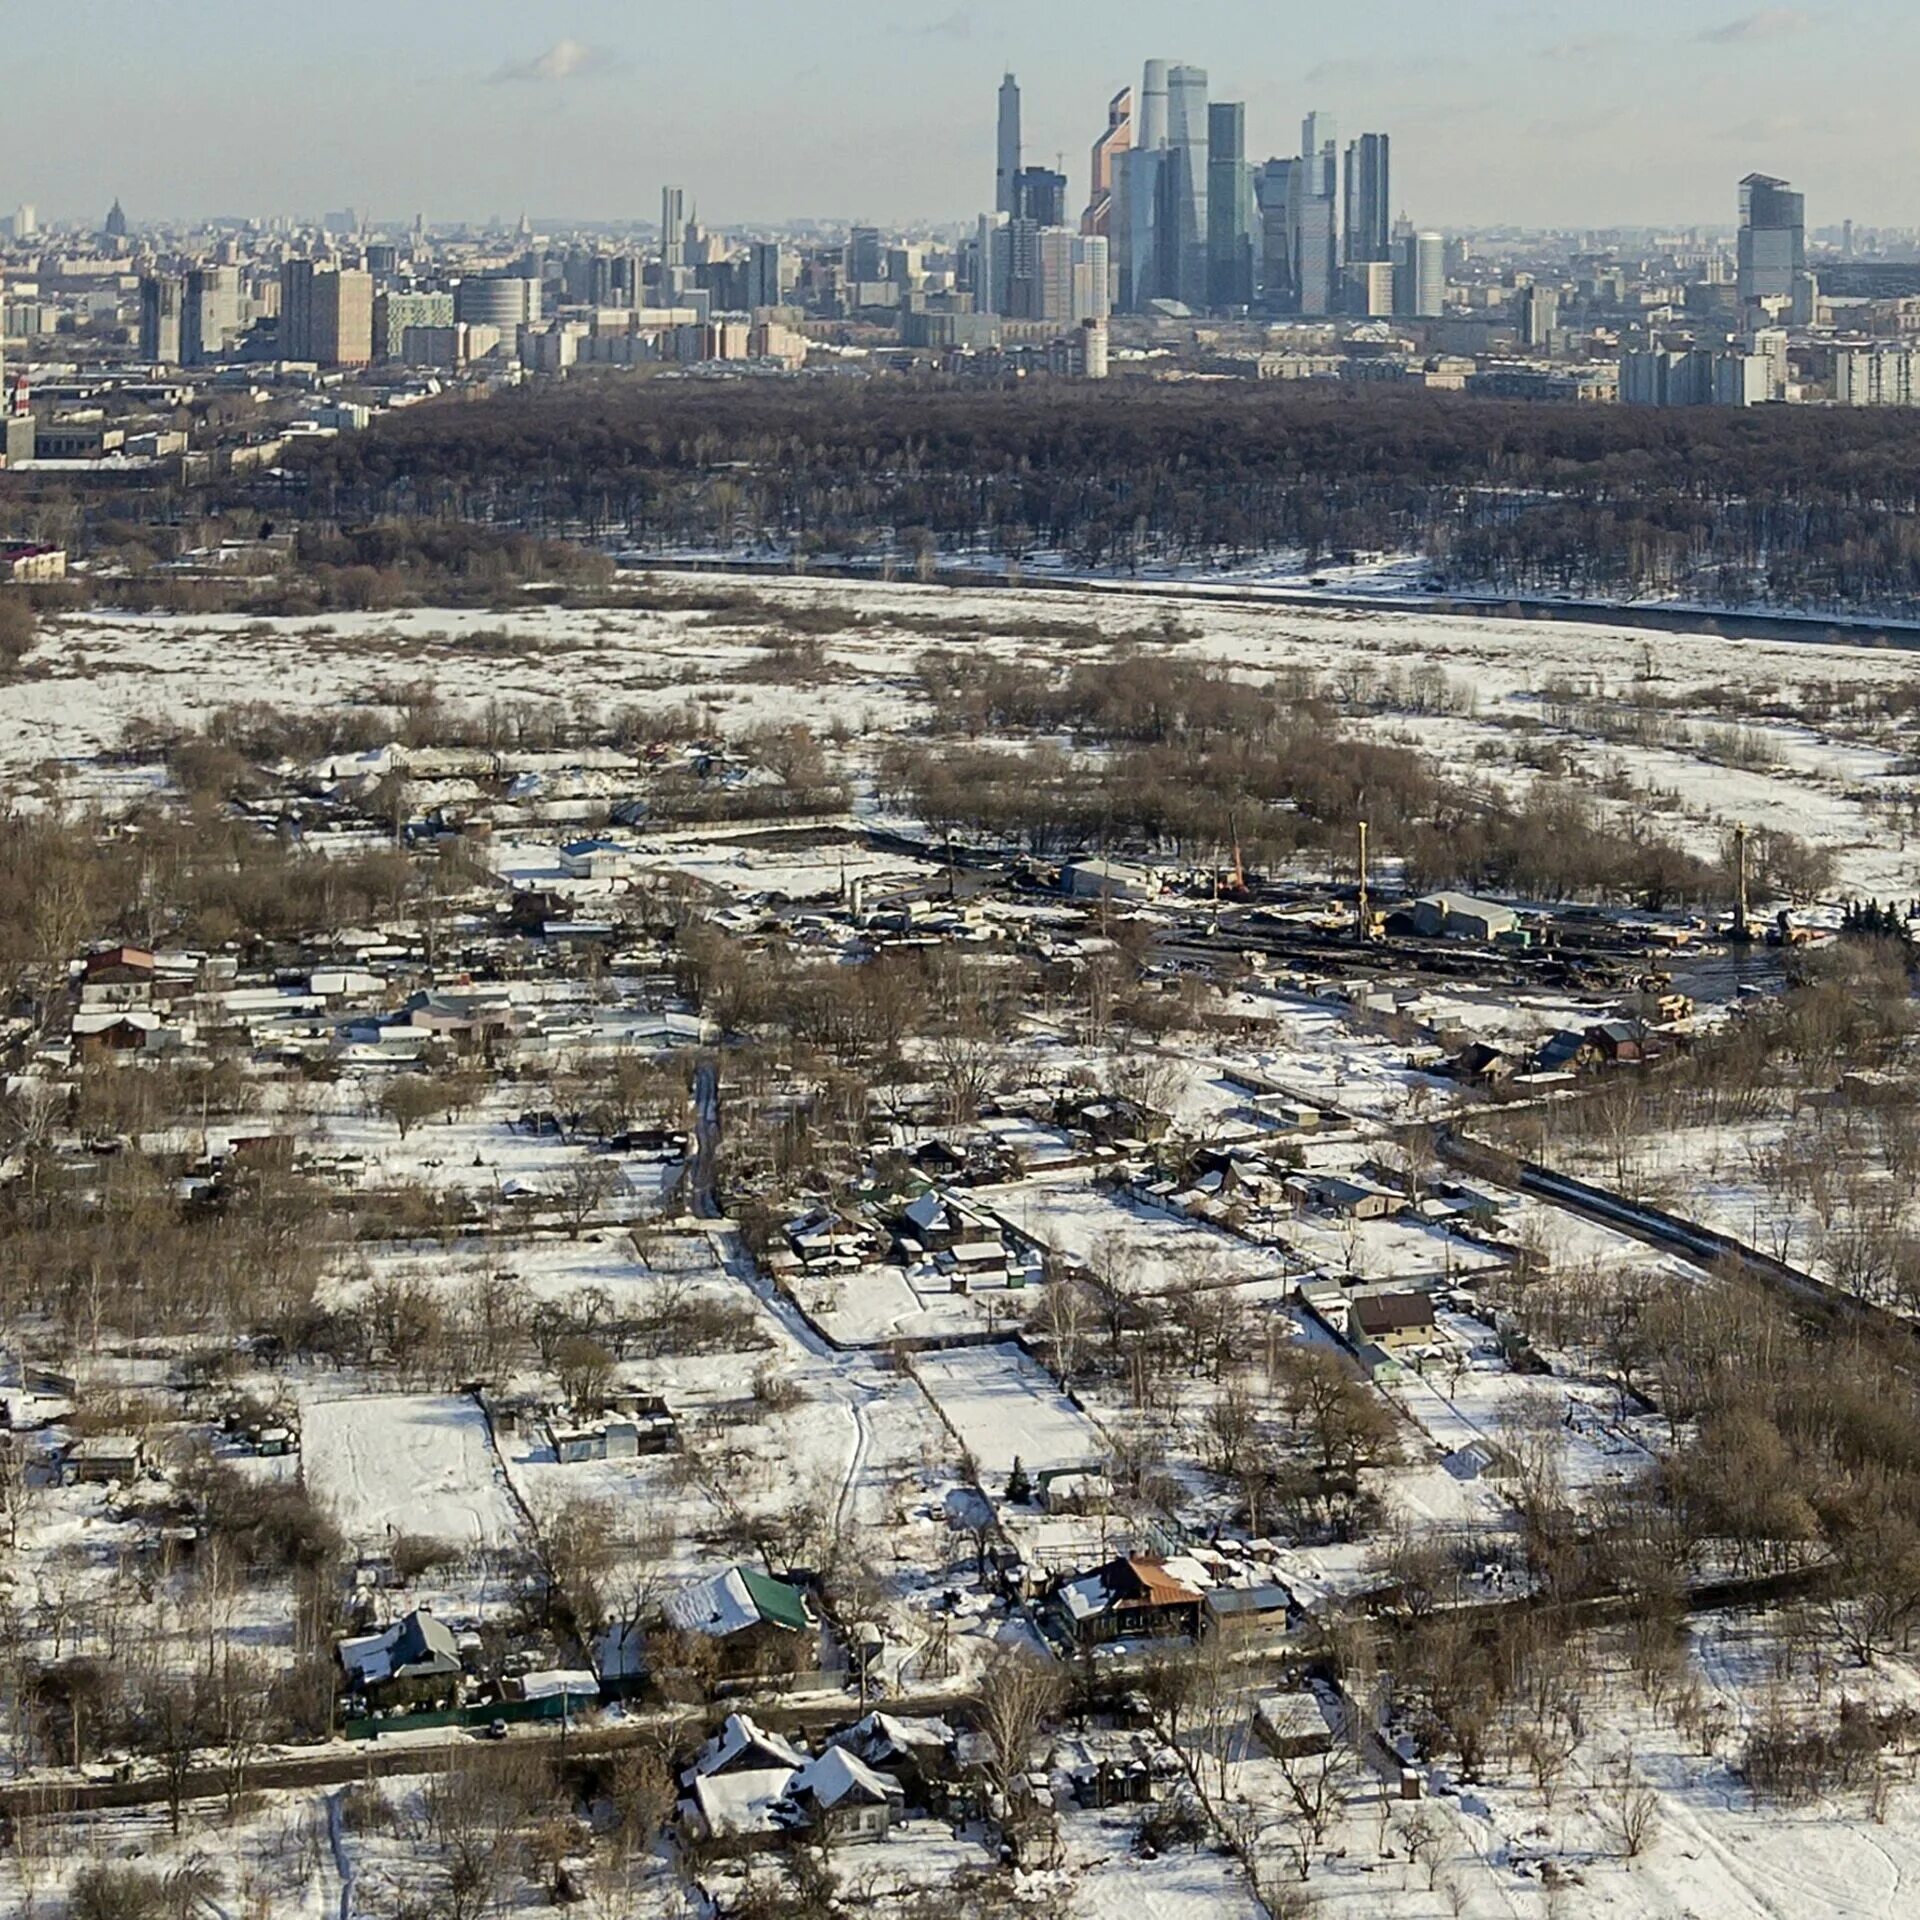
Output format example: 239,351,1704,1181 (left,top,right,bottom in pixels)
661,186,687,274
1344,260,1396,317
745,241,789,310
997,74,1022,217
374,289,456,360
1112,58,1208,312
1207,102,1256,309
847,227,885,284
1344,133,1391,265
1737,173,1805,307
1517,283,1559,348
1396,230,1445,318
1138,59,1170,150
1083,88,1133,238
1255,159,1296,311
139,275,184,364
1293,113,1341,316
454,275,541,332
1165,65,1210,310
1293,186,1338,317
